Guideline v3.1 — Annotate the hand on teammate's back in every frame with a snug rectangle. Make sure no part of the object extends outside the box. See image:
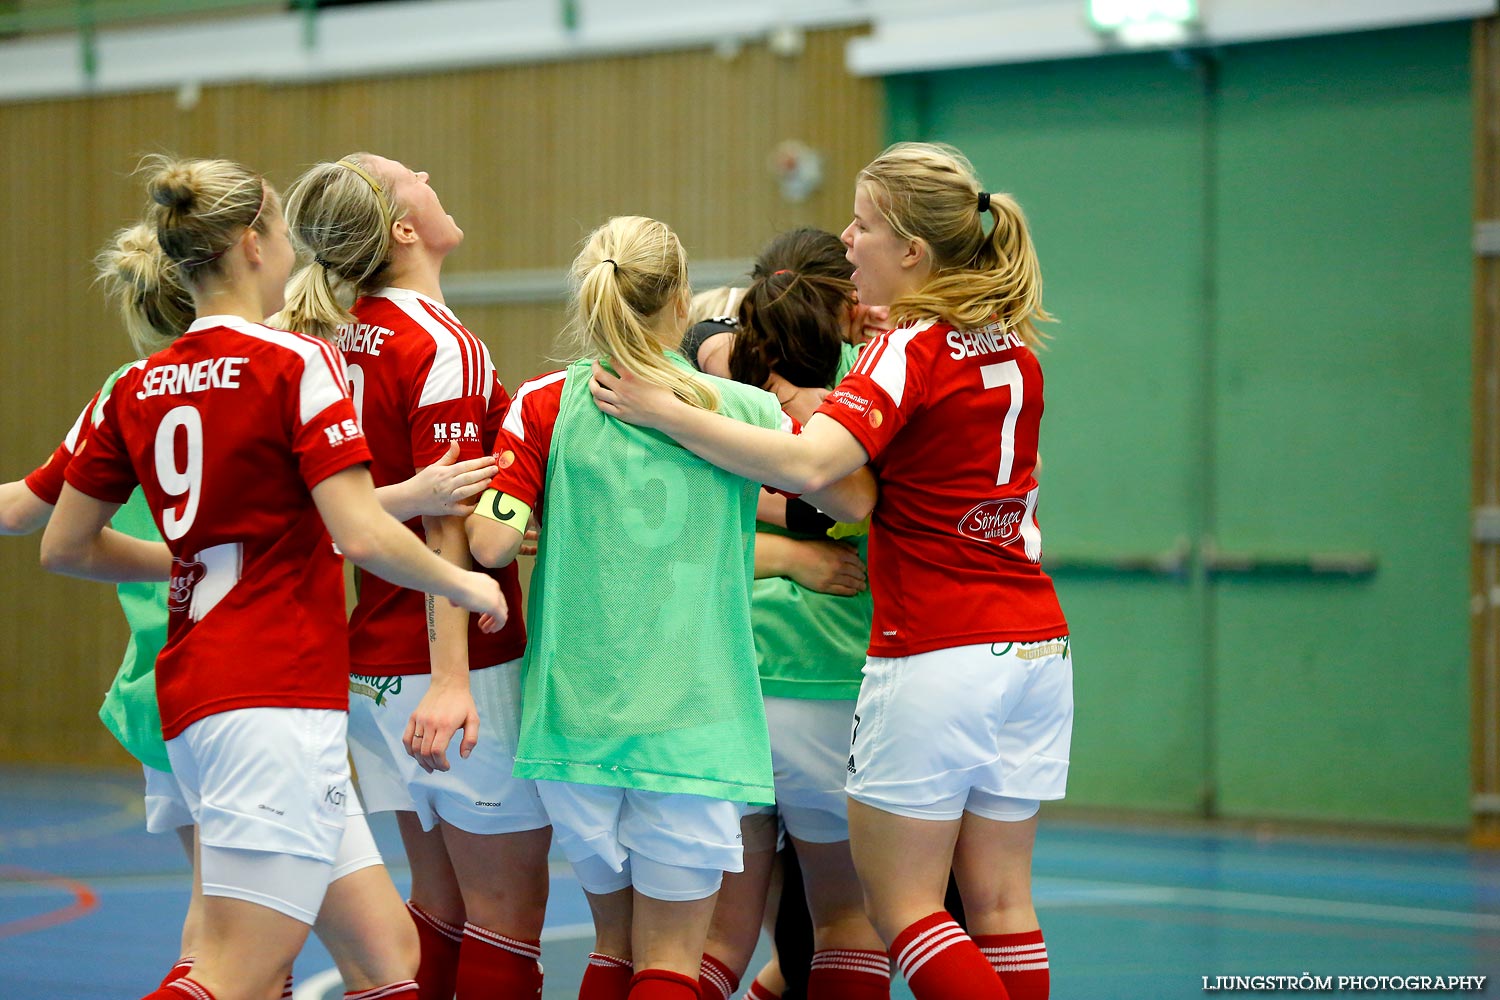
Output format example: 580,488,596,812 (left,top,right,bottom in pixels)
590,361,676,428
777,383,830,426
786,537,867,597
